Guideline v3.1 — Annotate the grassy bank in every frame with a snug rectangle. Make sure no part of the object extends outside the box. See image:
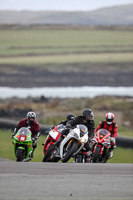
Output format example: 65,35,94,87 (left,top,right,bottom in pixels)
0,129,133,163
0,25,133,66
